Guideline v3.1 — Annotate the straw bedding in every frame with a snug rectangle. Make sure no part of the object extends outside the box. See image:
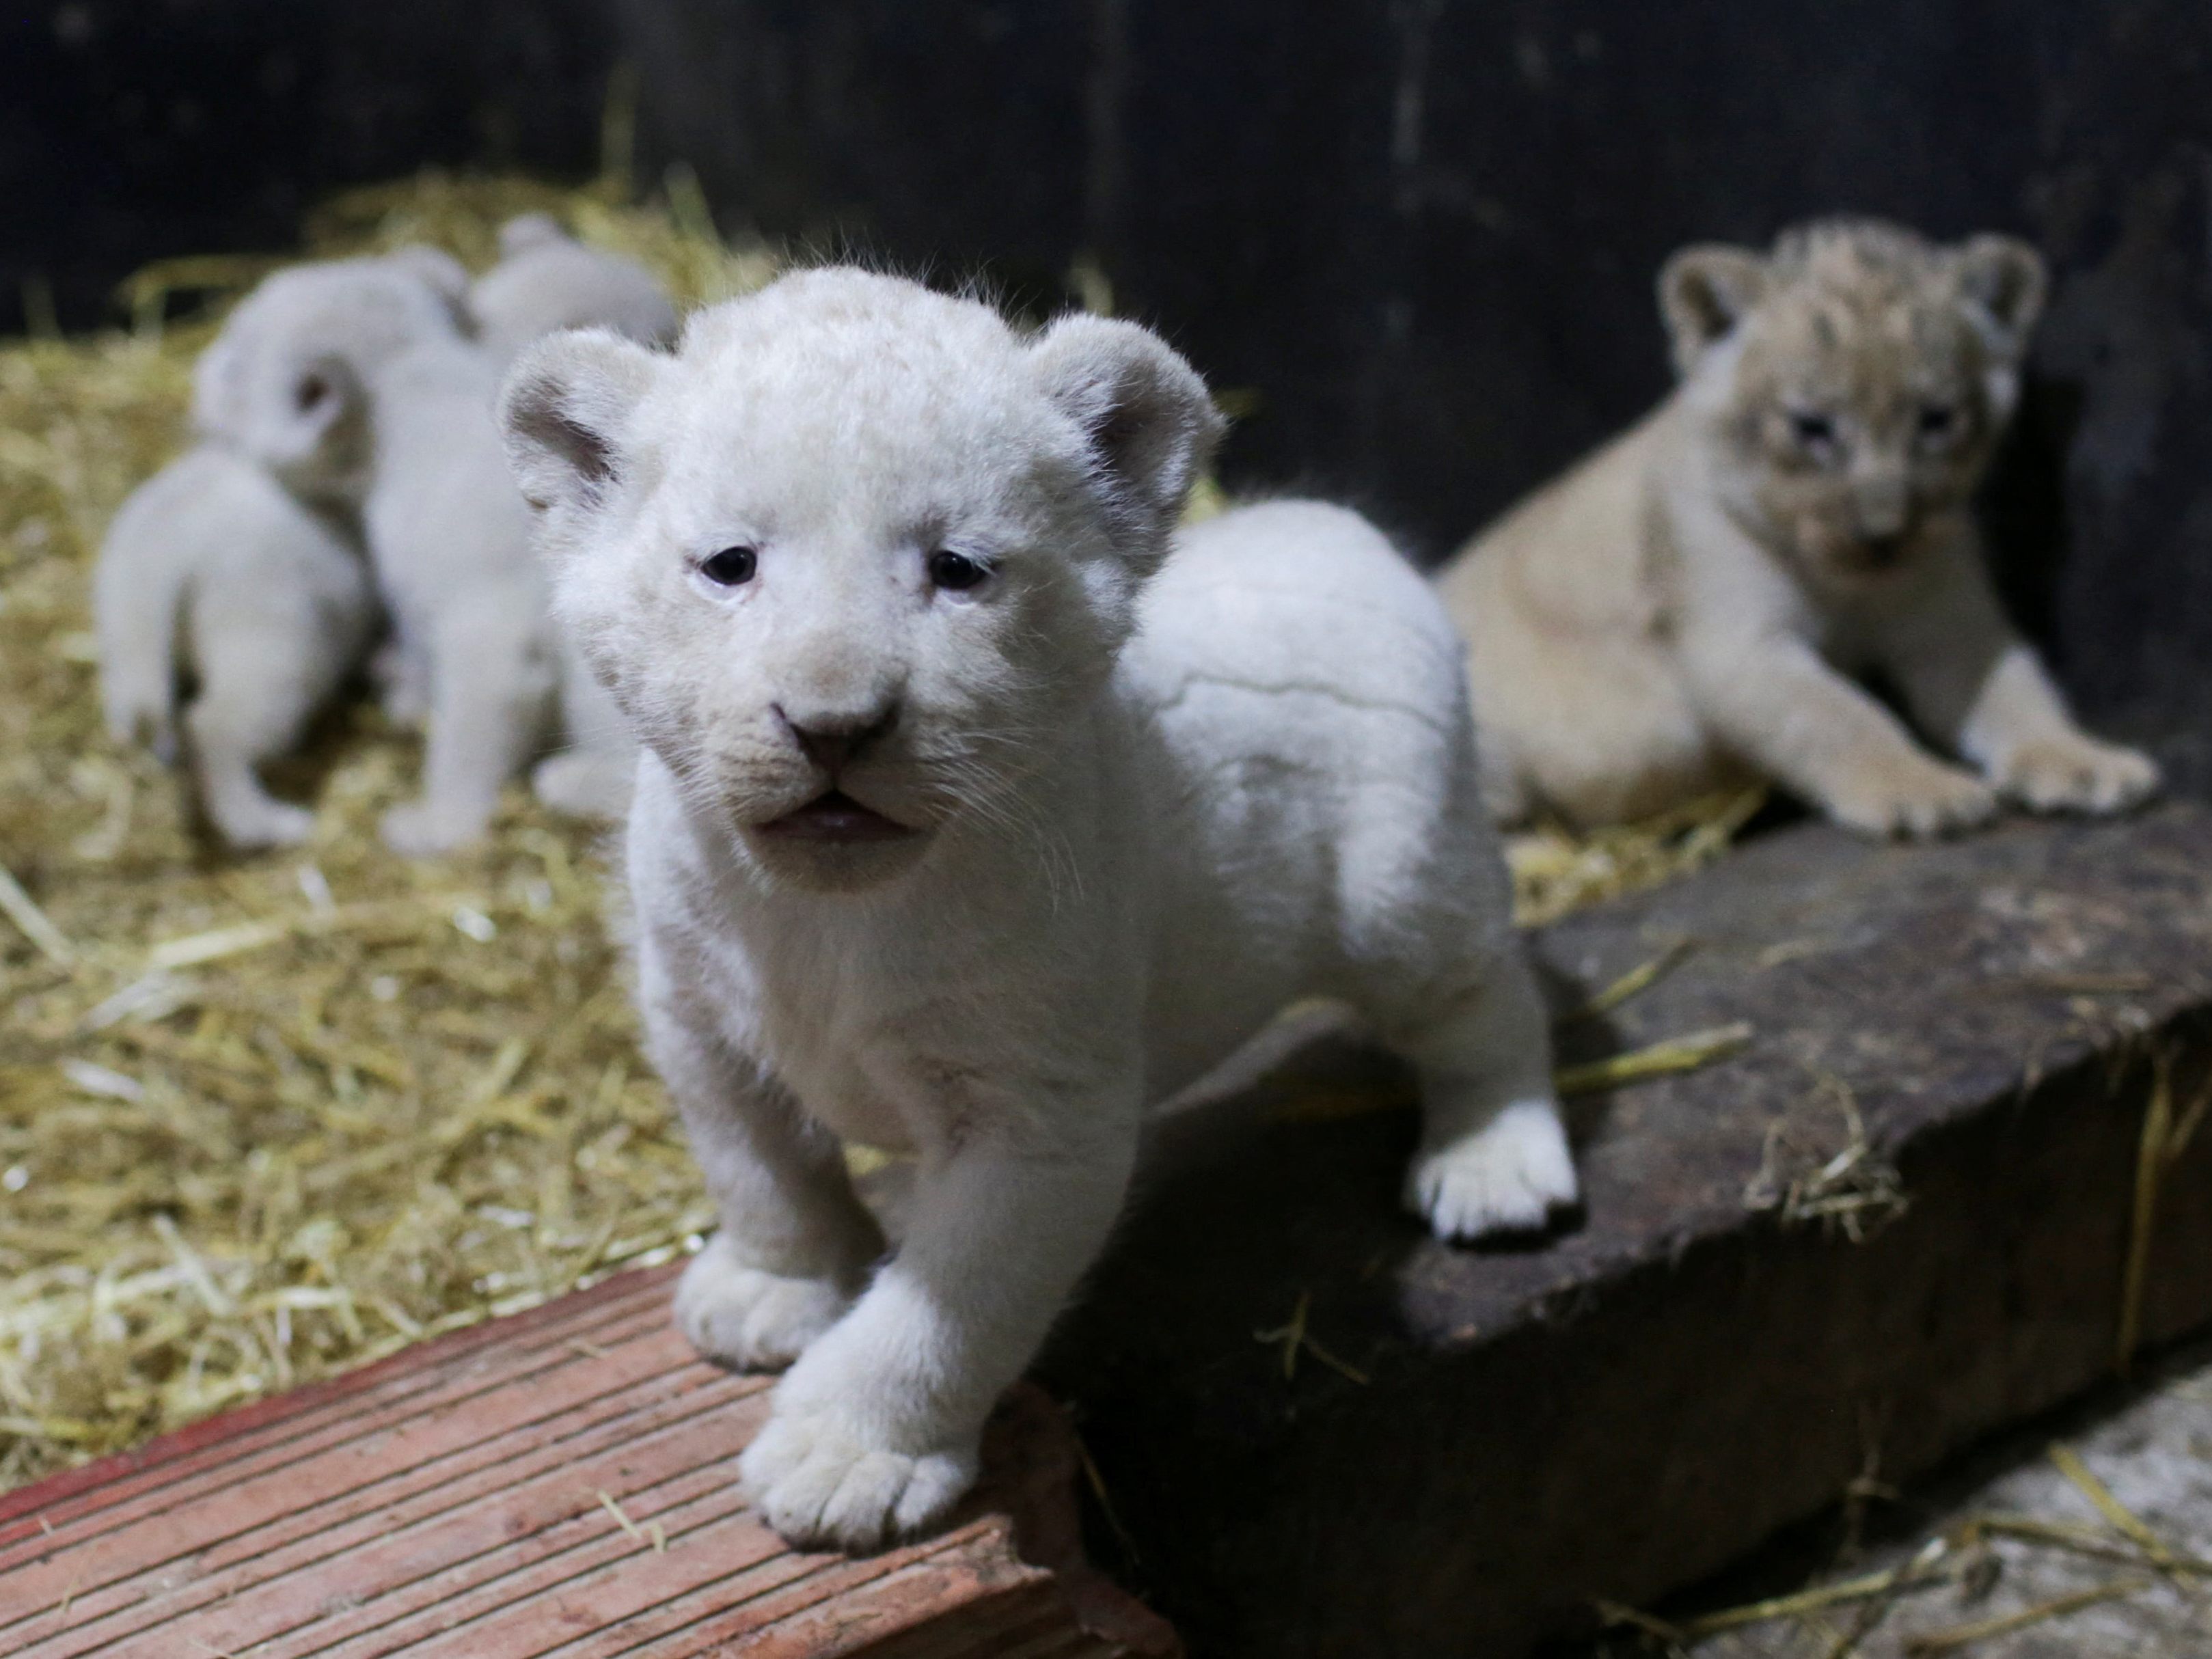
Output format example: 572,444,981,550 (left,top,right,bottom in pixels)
0,171,1748,1493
